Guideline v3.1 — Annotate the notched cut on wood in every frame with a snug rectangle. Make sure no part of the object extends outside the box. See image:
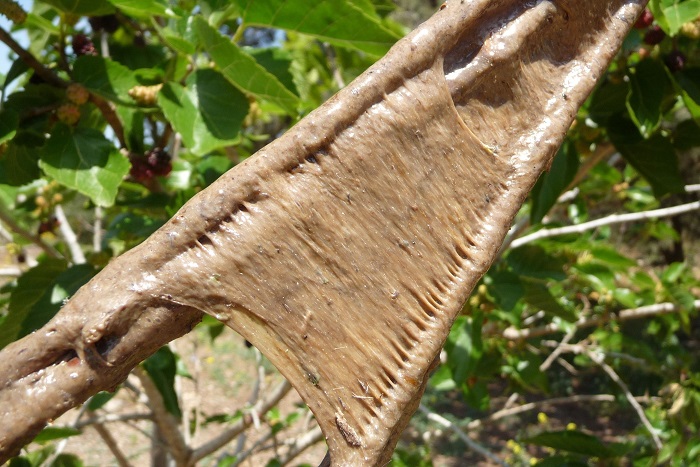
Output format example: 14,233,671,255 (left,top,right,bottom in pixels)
0,1,645,465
